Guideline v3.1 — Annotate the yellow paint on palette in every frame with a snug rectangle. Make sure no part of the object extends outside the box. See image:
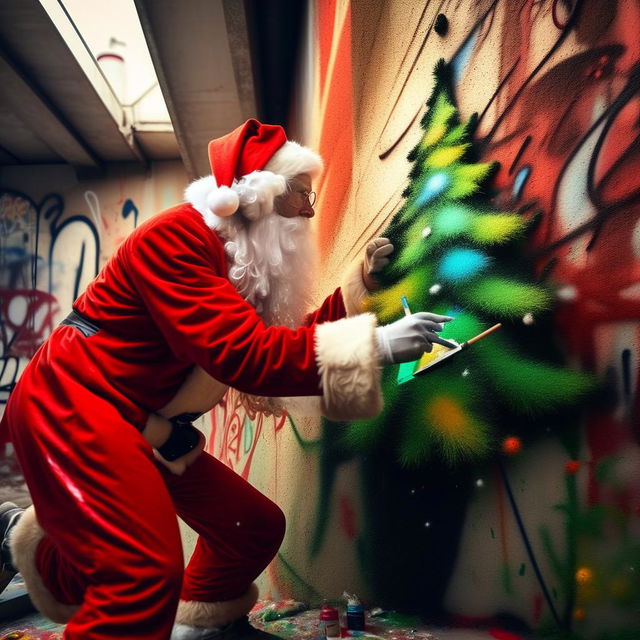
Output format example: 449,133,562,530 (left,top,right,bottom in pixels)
414,342,460,374
426,144,468,168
